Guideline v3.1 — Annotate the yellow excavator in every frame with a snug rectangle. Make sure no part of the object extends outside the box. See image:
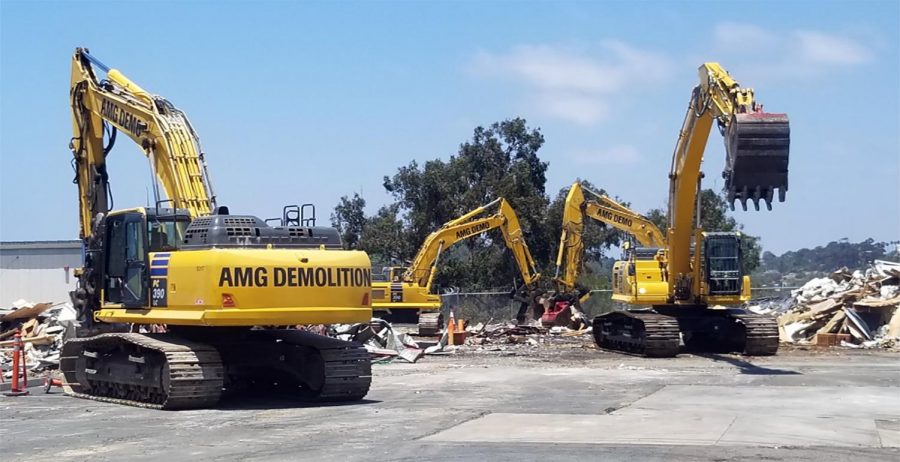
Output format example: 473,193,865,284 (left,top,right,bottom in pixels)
547,183,666,326
556,63,789,357
62,48,373,409
370,198,542,334
555,182,667,294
